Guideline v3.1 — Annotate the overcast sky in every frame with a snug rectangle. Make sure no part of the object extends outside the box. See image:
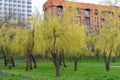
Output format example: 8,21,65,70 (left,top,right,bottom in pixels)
32,0,103,14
